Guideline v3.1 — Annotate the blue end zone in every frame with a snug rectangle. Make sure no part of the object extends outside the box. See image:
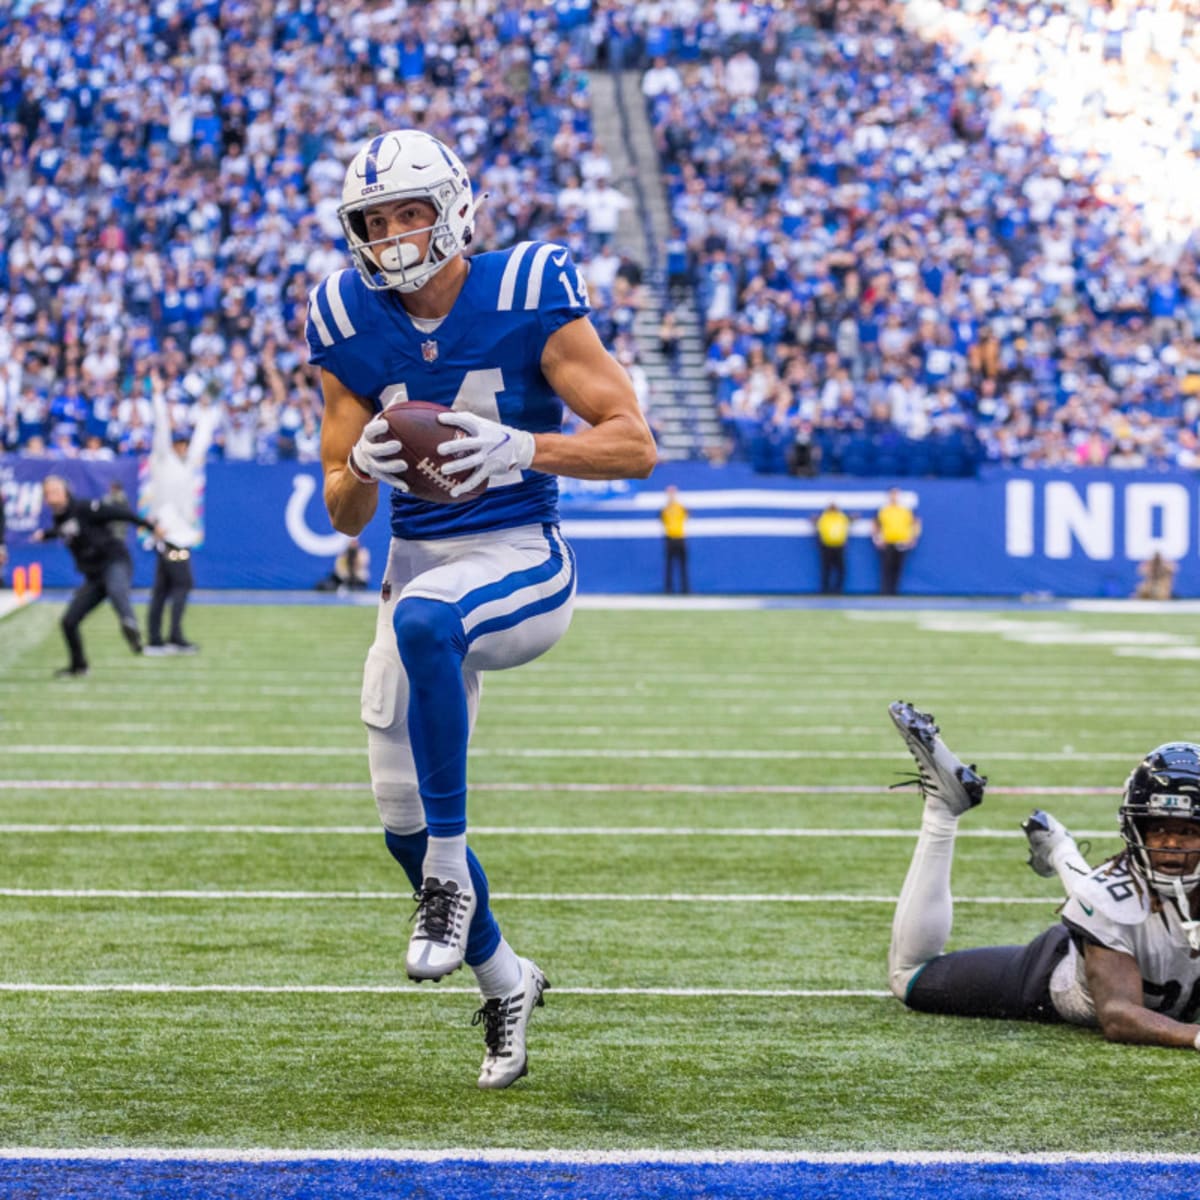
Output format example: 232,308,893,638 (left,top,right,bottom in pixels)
0,1160,1193,1200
